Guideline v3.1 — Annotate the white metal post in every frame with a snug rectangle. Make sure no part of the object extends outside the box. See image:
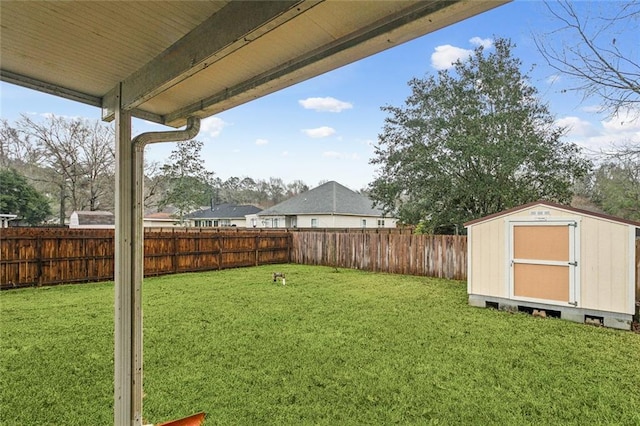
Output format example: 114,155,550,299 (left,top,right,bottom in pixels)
114,84,144,426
